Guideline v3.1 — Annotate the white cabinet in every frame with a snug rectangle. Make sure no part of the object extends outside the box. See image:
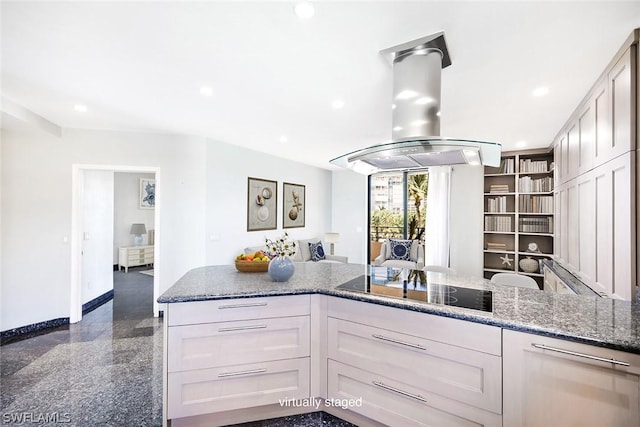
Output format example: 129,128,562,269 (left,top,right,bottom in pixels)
165,295,311,420
503,329,640,427
555,46,634,185
554,152,635,298
326,297,502,426
118,245,154,272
